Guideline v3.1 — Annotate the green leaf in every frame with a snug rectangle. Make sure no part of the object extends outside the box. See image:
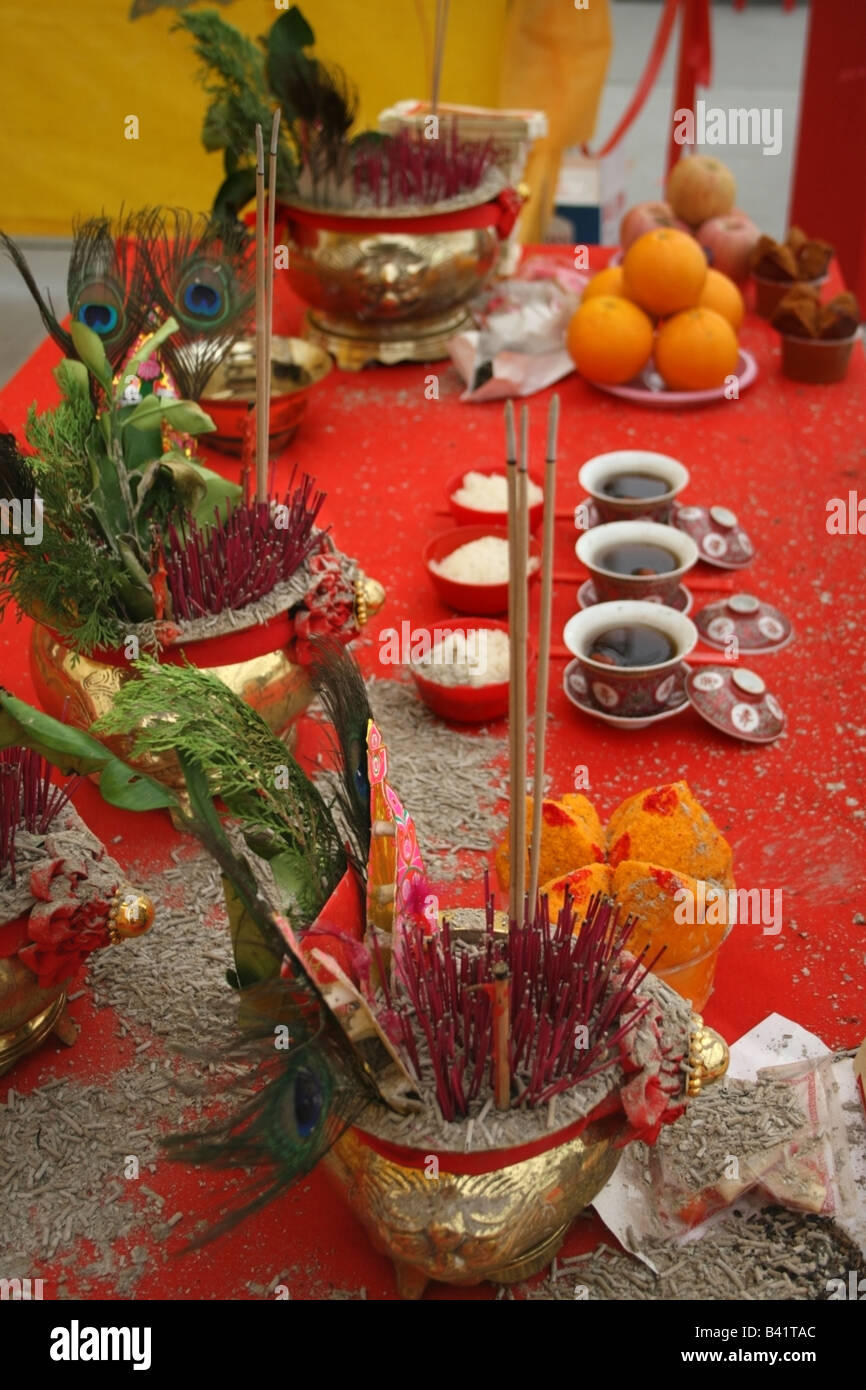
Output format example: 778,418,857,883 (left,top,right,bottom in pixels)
268,848,310,912
0,690,176,811
186,458,242,525
124,396,215,436
178,751,283,984
117,537,152,589
213,167,258,221
71,321,113,393
154,453,207,512
223,875,283,986
268,6,315,62
54,357,90,399
266,10,315,104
